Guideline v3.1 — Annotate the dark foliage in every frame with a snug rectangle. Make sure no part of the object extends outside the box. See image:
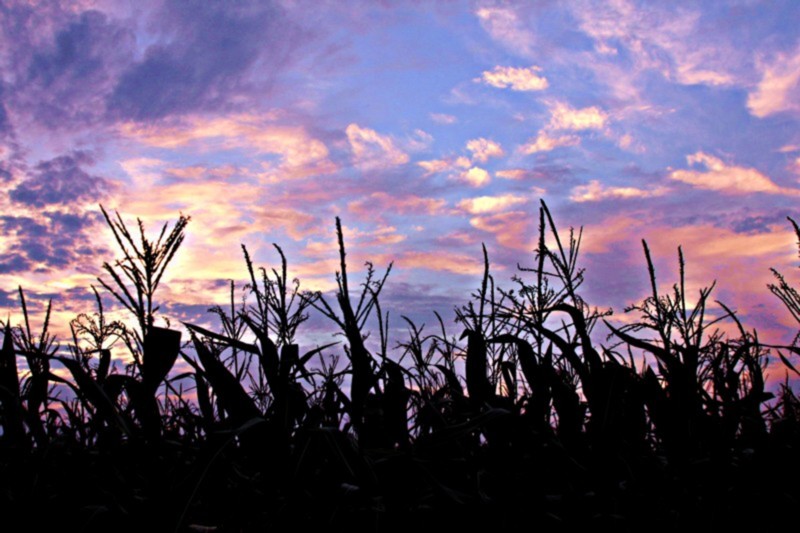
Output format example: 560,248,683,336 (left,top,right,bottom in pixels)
1,202,799,532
